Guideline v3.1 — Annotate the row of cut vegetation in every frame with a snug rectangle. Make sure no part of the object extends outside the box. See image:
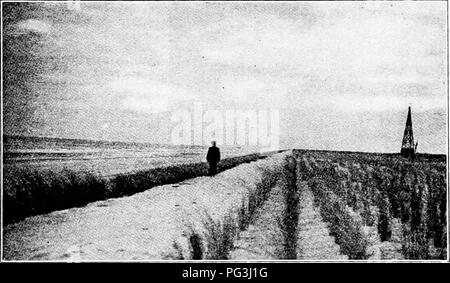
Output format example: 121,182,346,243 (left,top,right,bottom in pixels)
279,156,299,259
